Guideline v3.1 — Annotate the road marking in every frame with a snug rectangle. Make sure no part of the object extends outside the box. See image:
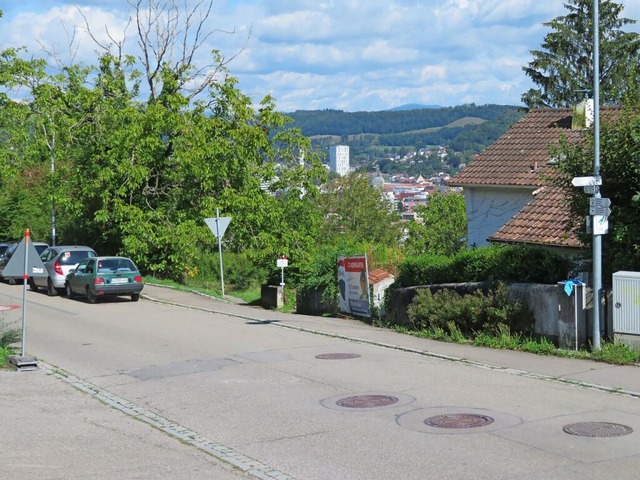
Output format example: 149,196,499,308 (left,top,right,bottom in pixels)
0,304,20,311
